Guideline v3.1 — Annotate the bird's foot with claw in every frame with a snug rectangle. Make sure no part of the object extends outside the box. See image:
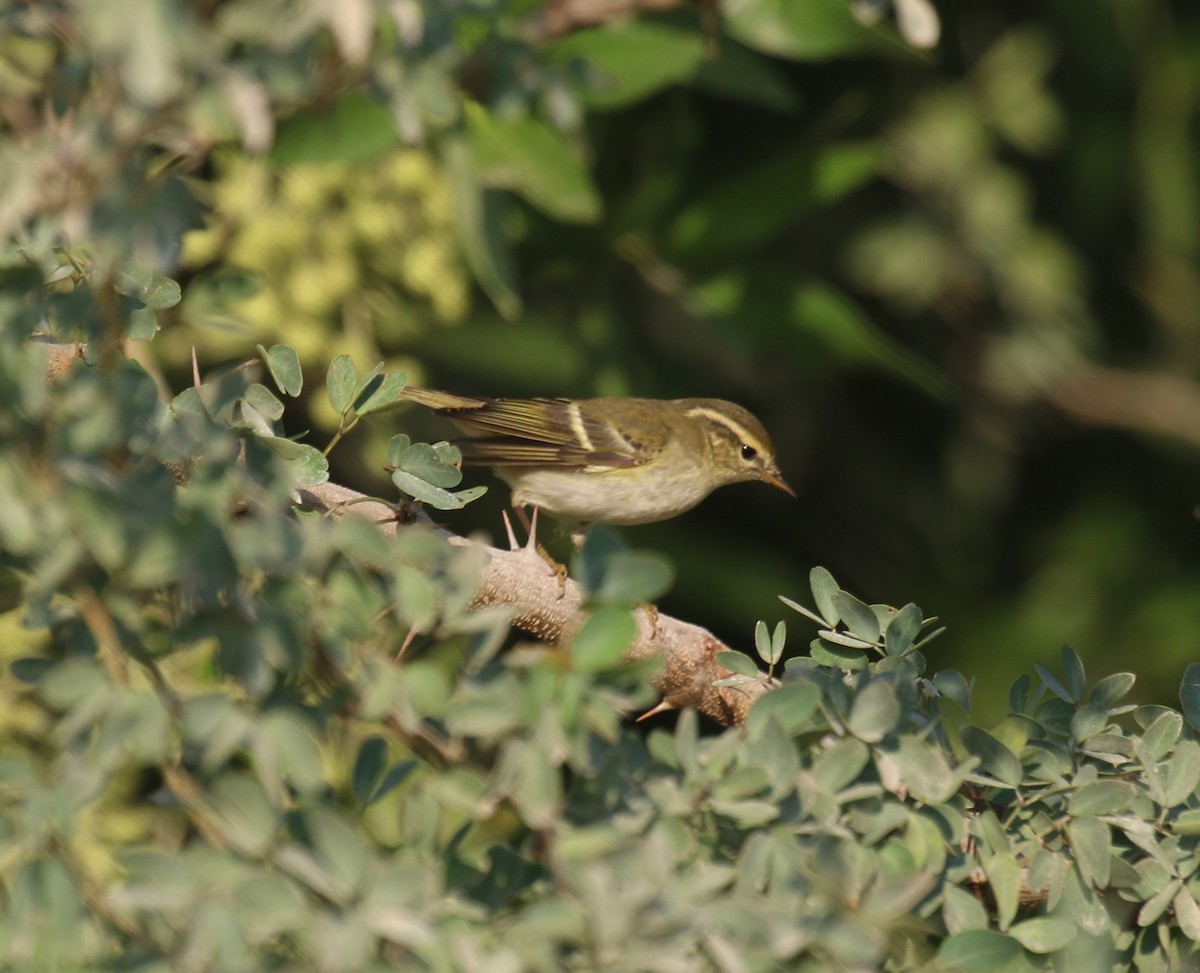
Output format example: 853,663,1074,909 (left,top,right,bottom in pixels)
504,507,569,593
